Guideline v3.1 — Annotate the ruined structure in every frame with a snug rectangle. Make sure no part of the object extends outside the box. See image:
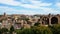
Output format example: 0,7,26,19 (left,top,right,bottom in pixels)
0,13,60,29
39,14,60,25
